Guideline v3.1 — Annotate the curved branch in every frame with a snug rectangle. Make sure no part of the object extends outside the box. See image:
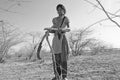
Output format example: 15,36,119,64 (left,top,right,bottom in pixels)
79,16,117,36
84,0,120,18
96,0,120,28
86,16,117,30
